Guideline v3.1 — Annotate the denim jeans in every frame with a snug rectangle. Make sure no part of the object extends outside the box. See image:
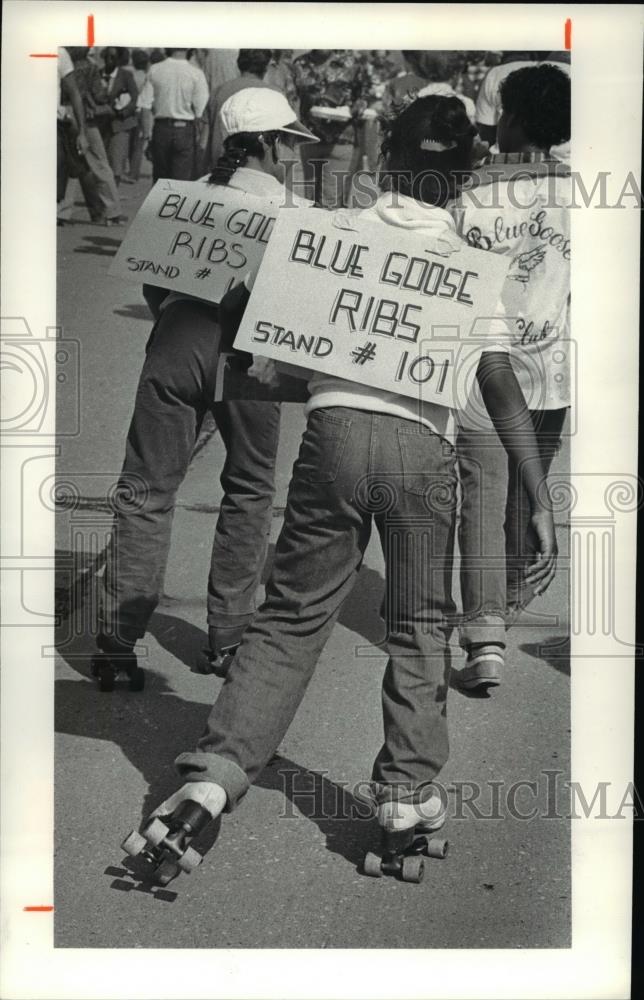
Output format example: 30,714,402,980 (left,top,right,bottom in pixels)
175,407,457,810
457,408,567,649
151,119,196,182
100,299,281,645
